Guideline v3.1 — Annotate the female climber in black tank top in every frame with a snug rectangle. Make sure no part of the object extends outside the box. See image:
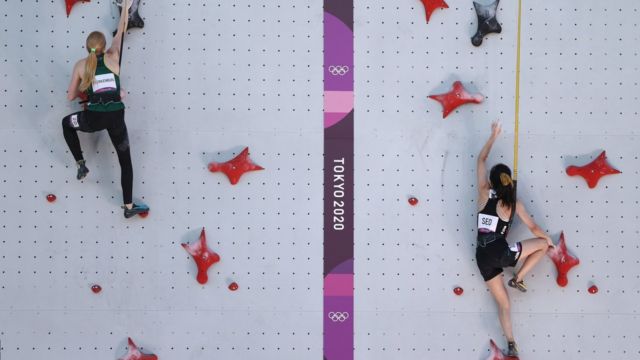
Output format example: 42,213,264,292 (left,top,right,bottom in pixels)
61,0,148,218
476,122,554,357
